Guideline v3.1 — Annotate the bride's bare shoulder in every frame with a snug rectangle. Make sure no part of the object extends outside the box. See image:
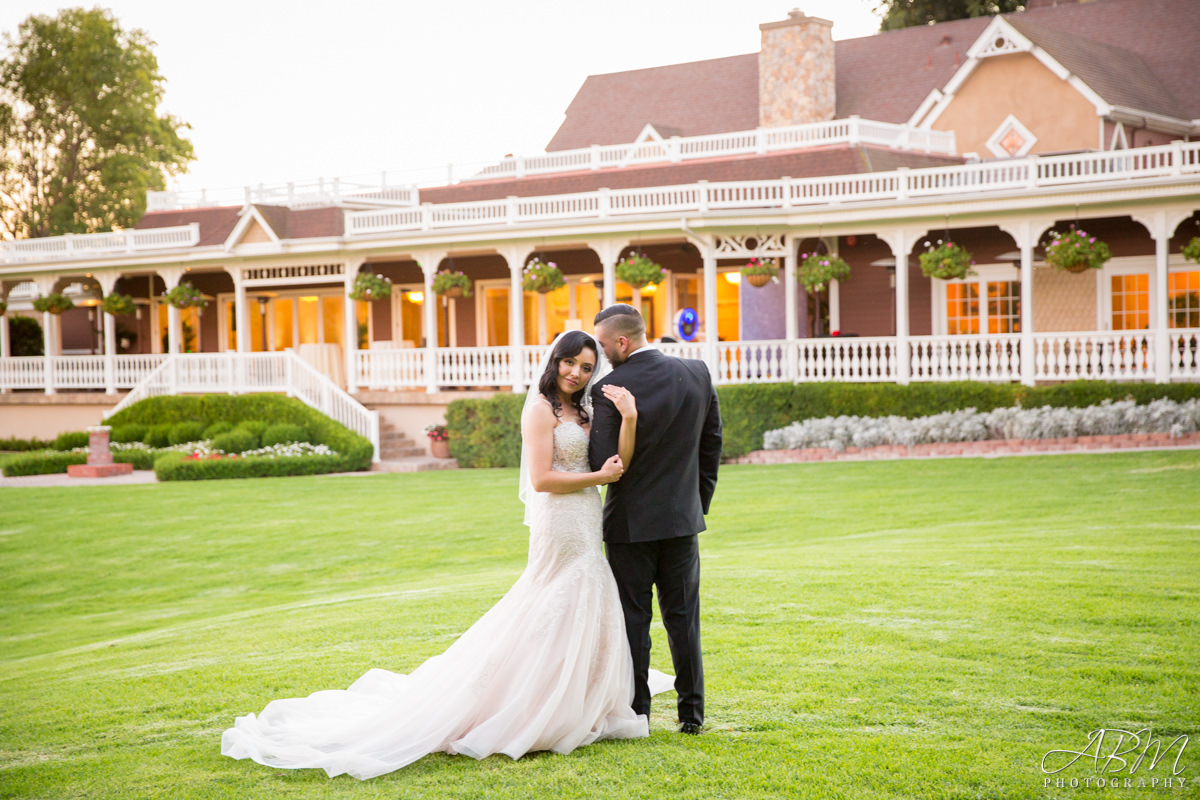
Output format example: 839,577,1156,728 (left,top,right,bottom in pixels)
523,396,557,429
